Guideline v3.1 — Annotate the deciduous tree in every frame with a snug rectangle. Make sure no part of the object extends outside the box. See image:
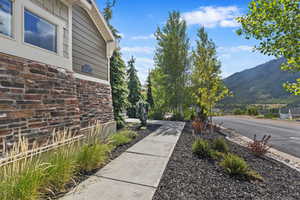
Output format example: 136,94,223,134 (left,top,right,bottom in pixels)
236,0,300,95
154,11,190,117
191,27,229,131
